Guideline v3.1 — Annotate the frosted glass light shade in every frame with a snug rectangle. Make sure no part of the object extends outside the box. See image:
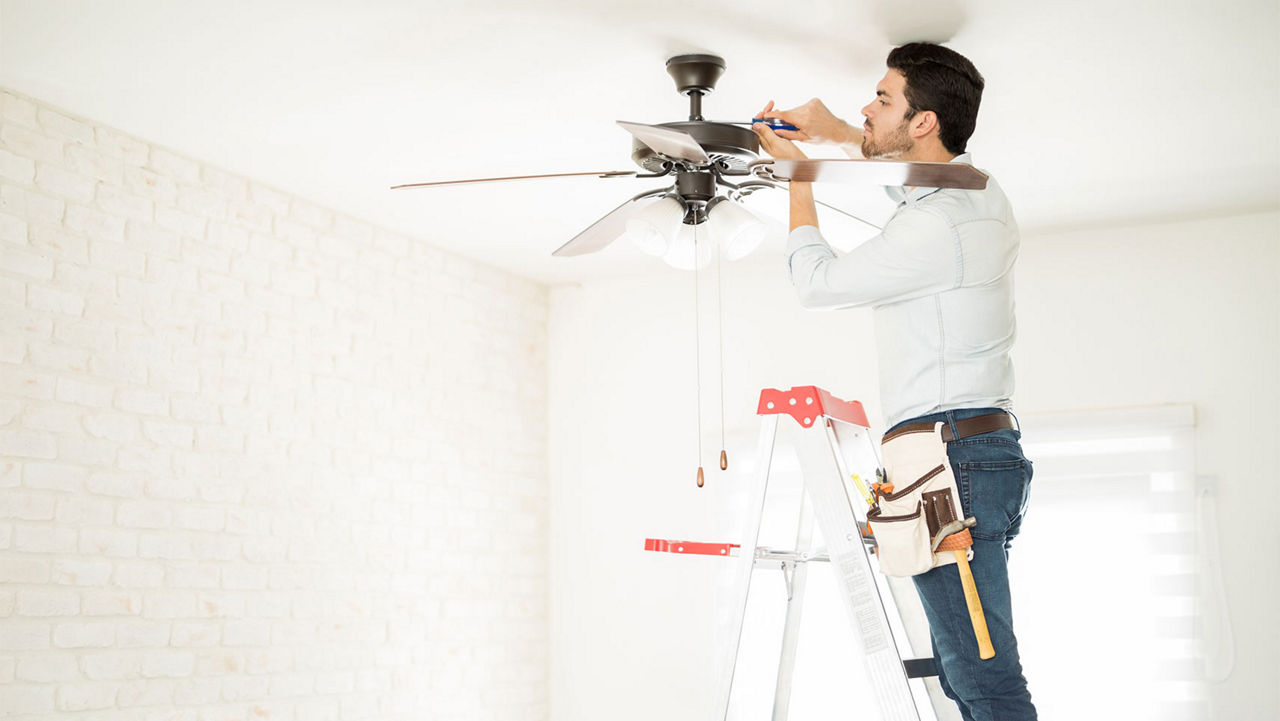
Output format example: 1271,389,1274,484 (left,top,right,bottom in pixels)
661,222,715,270
623,196,683,257
711,199,767,261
